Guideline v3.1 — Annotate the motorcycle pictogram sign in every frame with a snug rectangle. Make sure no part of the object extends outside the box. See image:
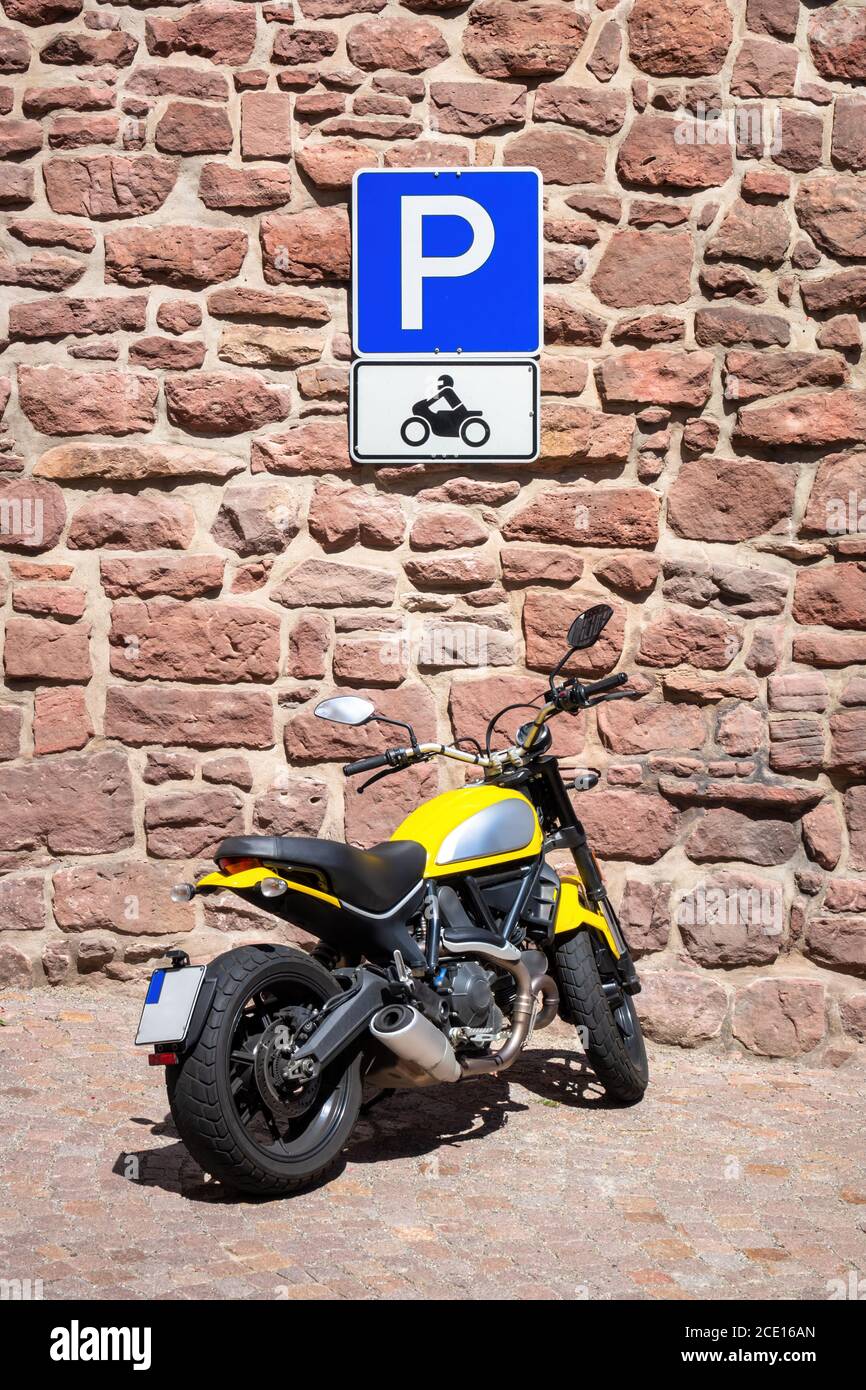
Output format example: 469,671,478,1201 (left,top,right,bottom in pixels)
351,360,538,464
400,374,491,449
